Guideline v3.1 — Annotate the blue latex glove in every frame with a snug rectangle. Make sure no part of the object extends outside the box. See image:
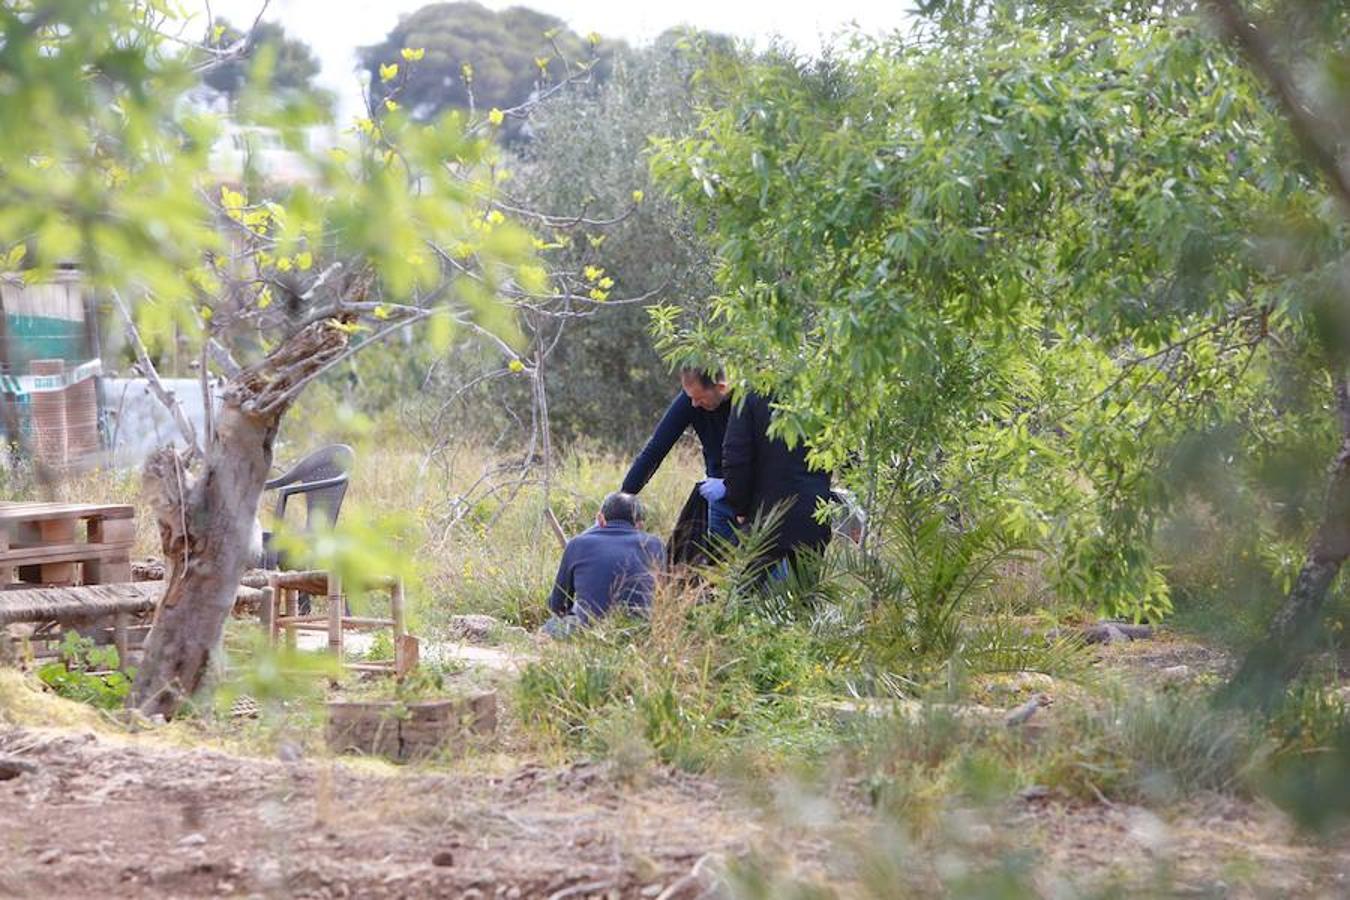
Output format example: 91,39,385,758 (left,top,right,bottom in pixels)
698,478,726,502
